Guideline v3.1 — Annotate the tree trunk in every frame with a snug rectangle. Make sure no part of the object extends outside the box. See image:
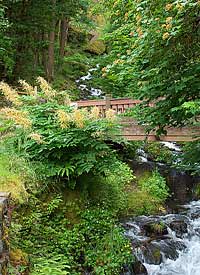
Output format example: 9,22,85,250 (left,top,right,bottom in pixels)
46,0,56,82
59,18,69,57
